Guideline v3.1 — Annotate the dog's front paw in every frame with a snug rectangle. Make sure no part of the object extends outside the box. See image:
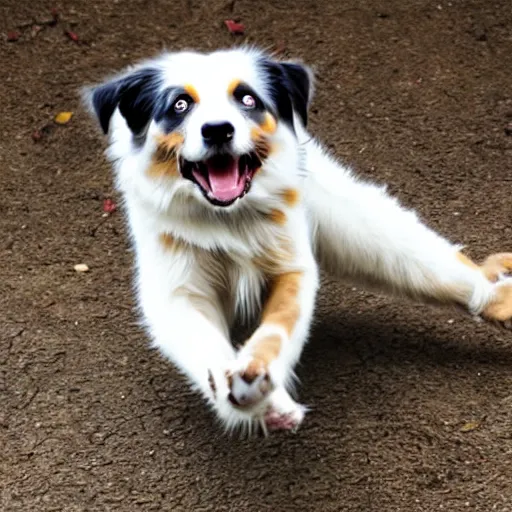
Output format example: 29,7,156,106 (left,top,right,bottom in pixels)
226,357,274,409
264,387,306,433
